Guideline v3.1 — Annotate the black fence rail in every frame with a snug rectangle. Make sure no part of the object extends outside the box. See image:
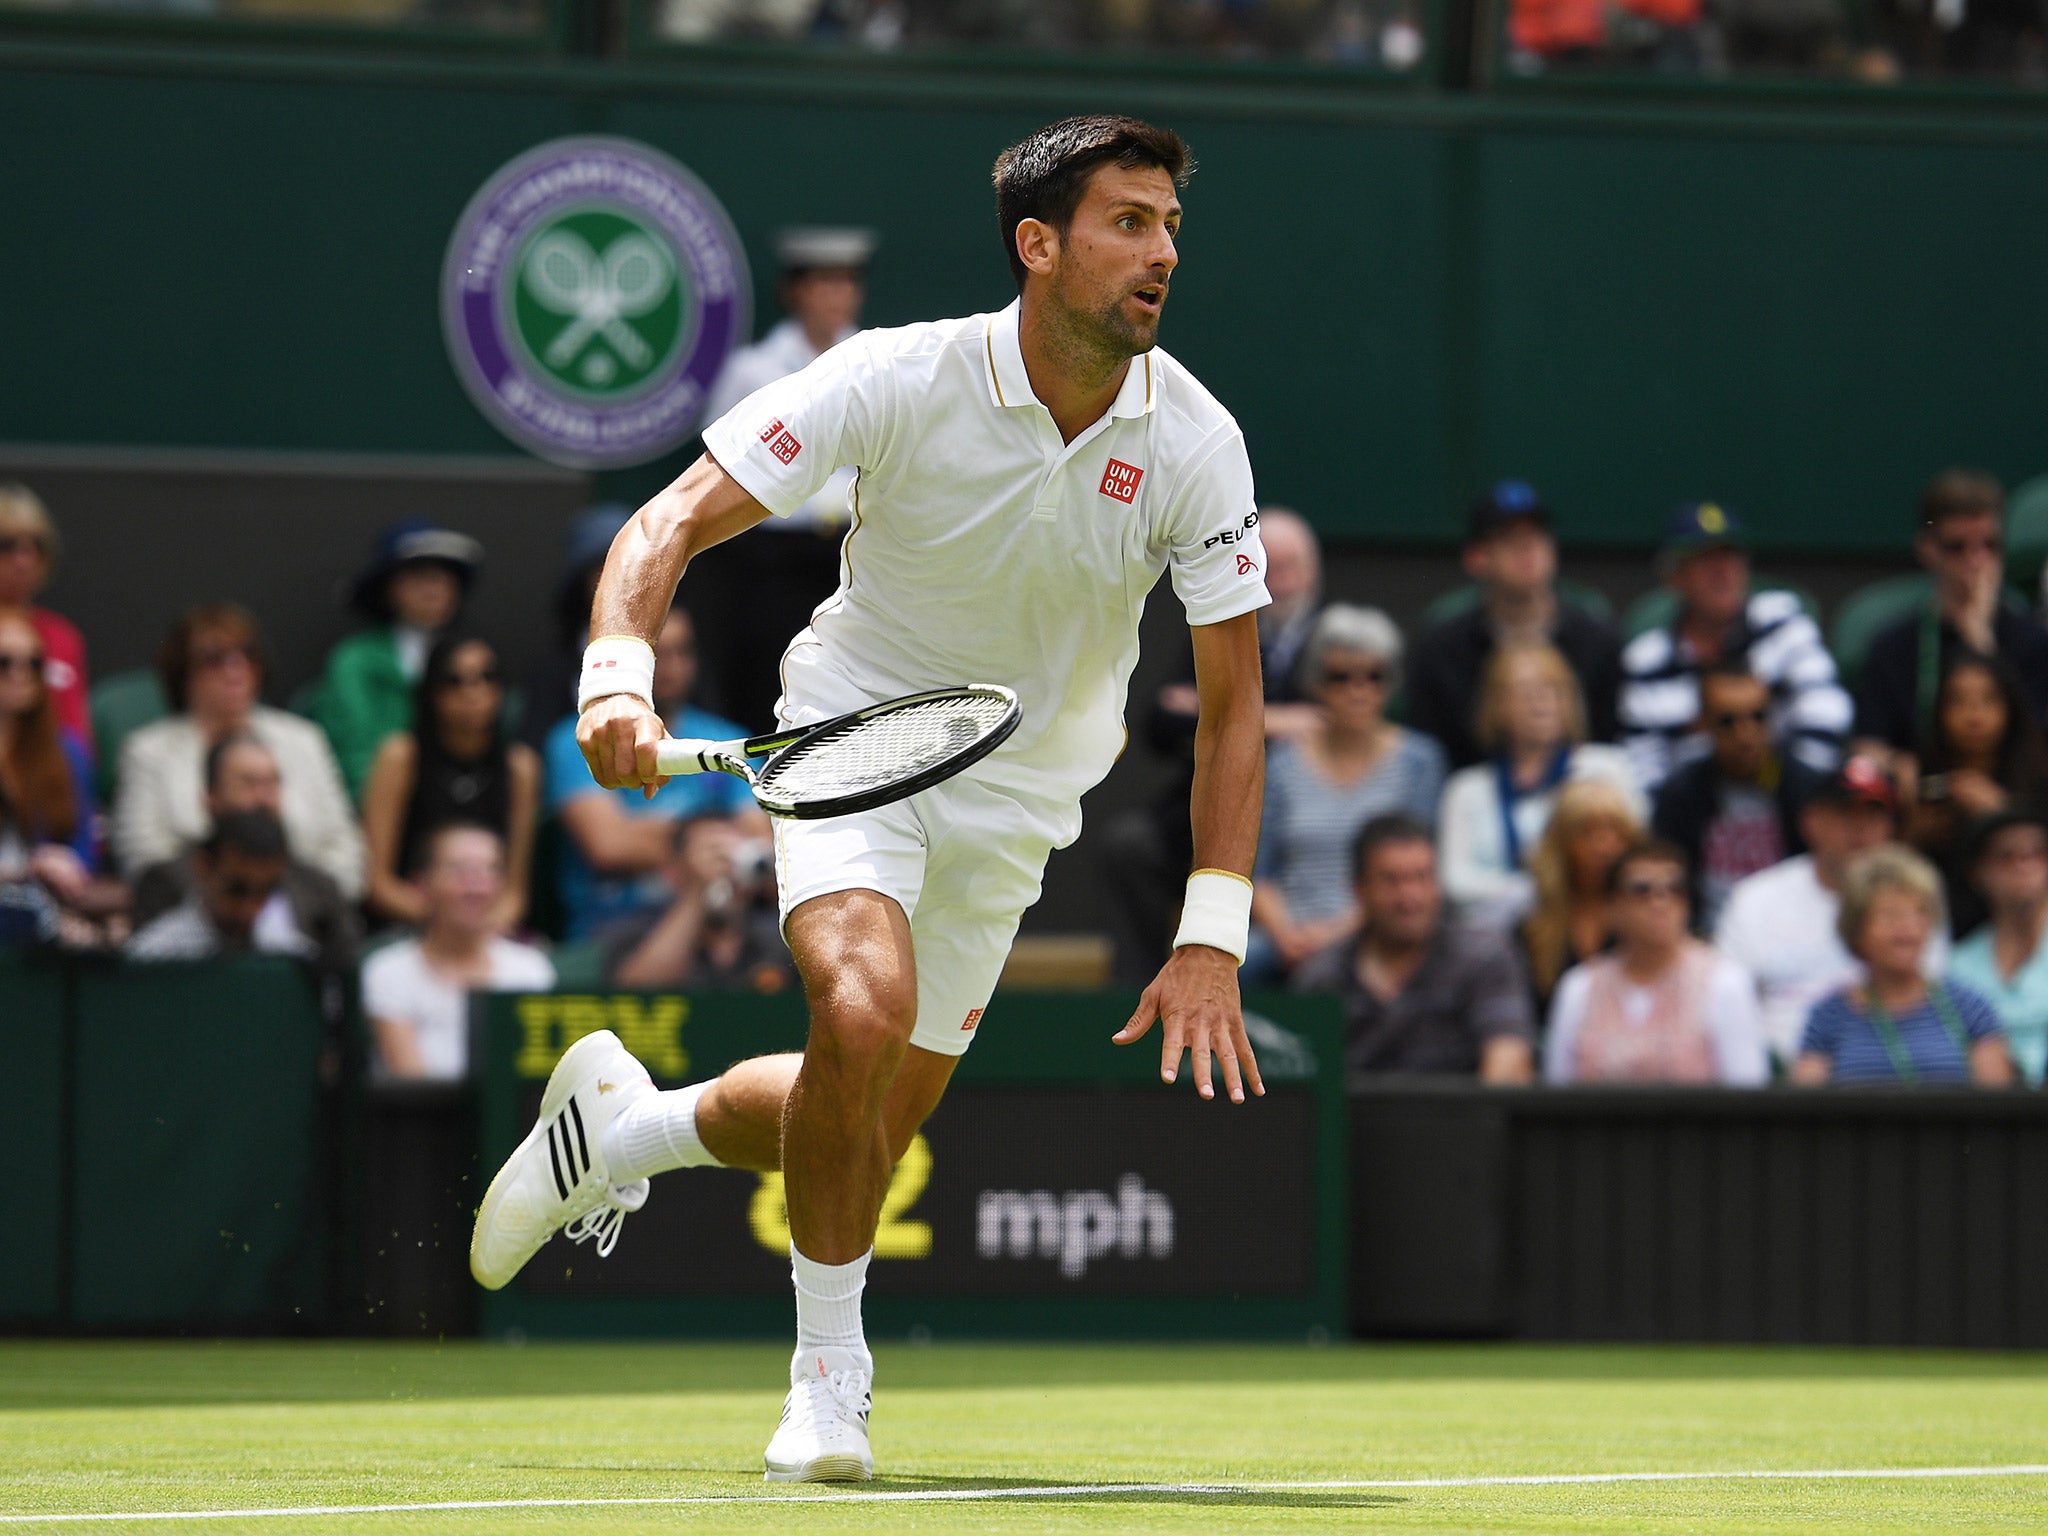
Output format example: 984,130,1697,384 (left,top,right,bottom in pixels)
1352,1083,2048,1348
